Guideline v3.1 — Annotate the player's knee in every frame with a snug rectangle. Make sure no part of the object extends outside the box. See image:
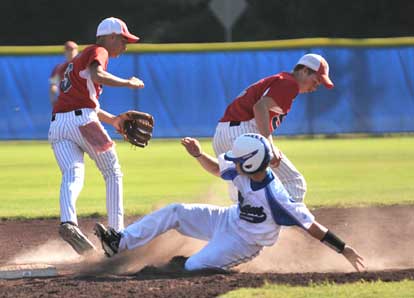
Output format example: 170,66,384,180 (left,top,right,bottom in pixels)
62,164,84,182
299,174,307,192
184,256,224,272
101,166,123,179
165,203,186,222
283,174,308,203
295,175,307,202
165,203,183,214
